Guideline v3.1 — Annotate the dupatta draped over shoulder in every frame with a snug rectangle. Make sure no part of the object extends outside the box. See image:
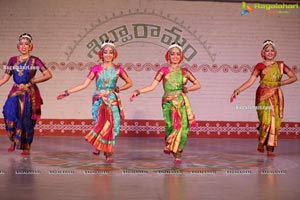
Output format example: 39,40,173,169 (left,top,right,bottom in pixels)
252,61,292,148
